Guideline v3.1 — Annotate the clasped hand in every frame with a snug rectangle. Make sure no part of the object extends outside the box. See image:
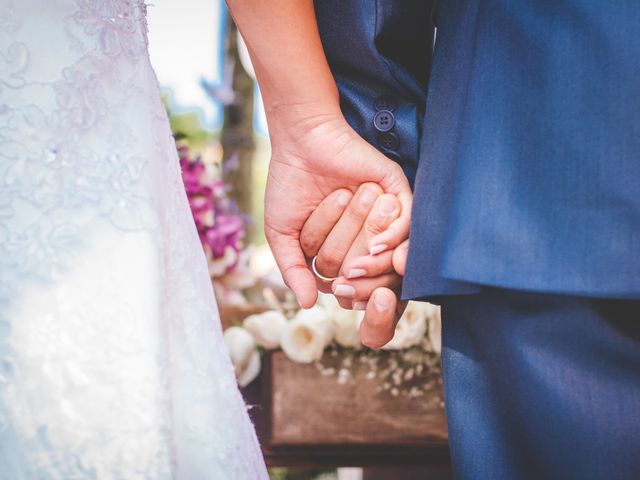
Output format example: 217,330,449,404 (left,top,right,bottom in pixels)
265,112,411,348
